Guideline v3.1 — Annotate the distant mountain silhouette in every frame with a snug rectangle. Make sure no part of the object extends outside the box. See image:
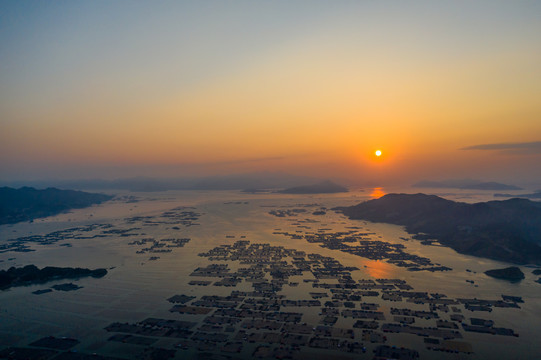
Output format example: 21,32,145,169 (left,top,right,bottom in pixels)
0,187,113,225
277,180,348,194
413,179,522,190
1,172,320,192
494,191,541,199
335,193,541,265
